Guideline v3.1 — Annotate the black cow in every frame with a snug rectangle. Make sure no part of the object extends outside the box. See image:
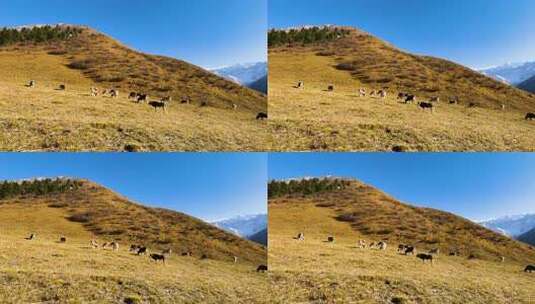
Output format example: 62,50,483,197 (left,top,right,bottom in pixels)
148,101,167,112
416,253,433,263
405,95,416,104
137,94,148,103
59,236,67,243
256,265,268,272
525,113,535,120
327,236,335,243
150,253,166,264
327,85,335,91
419,102,434,112
137,247,148,255
404,246,415,255
256,112,268,120
524,265,535,273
